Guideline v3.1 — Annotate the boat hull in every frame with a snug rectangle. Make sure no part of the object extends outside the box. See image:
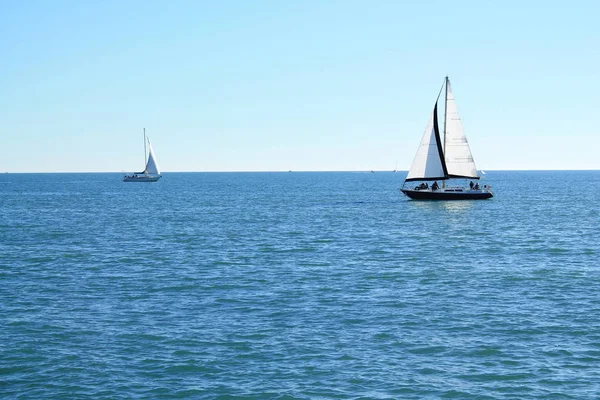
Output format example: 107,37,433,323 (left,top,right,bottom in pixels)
123,175,161,182
401,188,493,200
